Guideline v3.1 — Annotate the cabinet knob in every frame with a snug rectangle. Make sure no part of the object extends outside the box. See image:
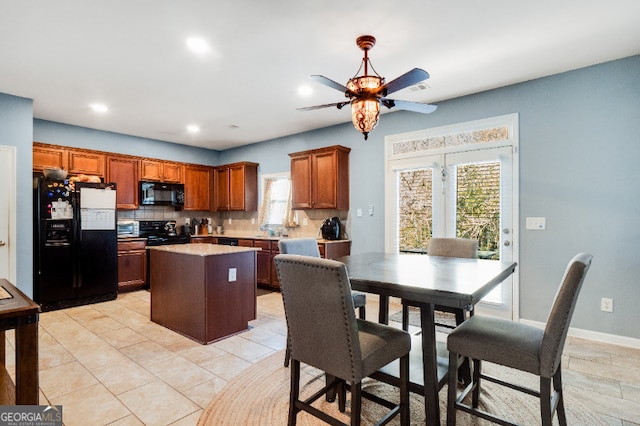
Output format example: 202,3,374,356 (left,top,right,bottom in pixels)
0,241,5,246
